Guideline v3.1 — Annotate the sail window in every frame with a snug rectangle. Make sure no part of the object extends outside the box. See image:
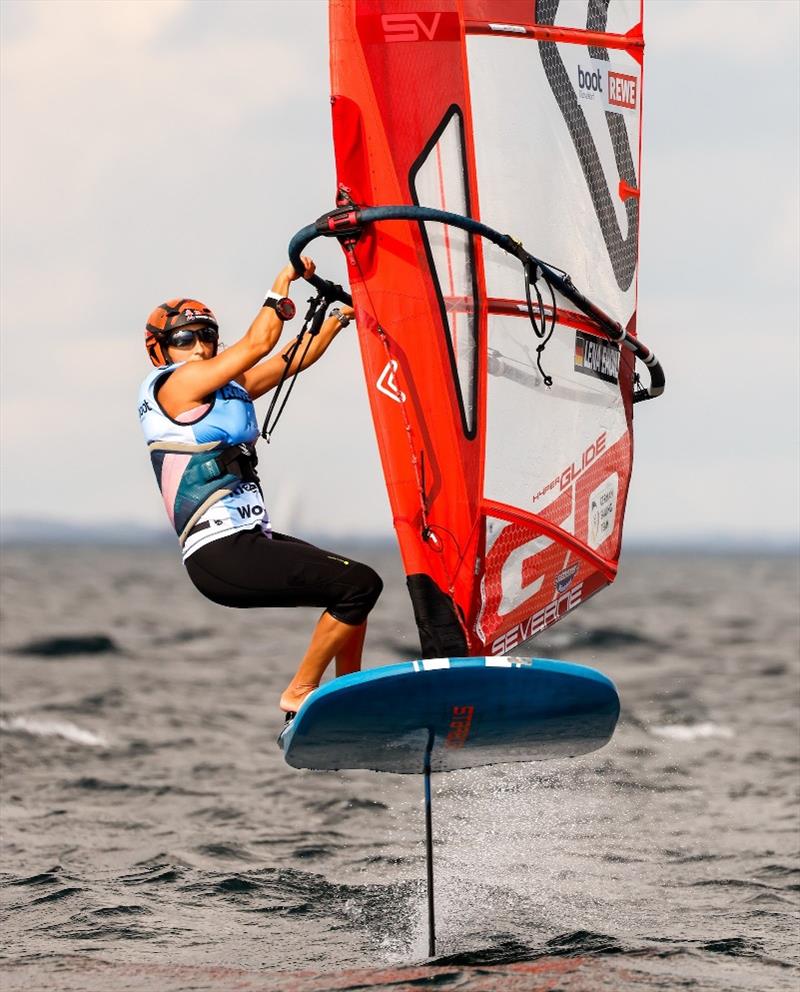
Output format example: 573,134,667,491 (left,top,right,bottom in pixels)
409,107,478,437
